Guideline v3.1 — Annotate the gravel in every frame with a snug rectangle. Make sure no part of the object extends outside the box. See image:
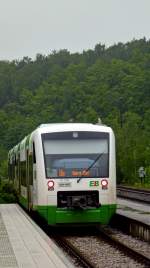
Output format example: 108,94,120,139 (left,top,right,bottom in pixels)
65,234,147,268
103,226,150,258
